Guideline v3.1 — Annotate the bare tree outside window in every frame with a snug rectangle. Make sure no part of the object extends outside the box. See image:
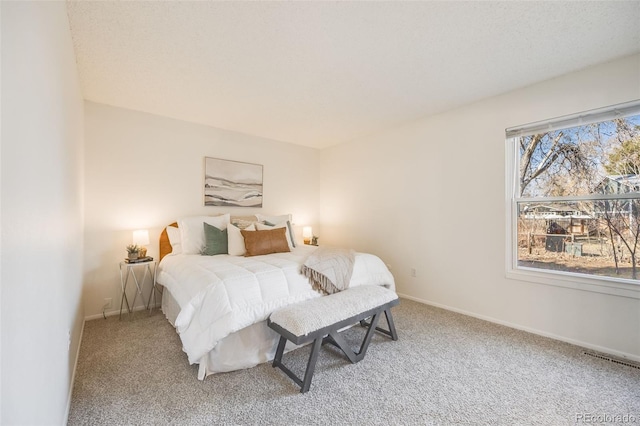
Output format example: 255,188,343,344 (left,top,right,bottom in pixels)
515,114,640,281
